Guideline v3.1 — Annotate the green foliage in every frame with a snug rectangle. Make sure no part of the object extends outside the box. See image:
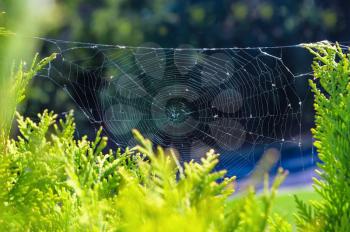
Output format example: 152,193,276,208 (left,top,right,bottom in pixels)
0,53,56,141
225,168,290,232
295,42,350,231
0,110,135,231
0,109,291,231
